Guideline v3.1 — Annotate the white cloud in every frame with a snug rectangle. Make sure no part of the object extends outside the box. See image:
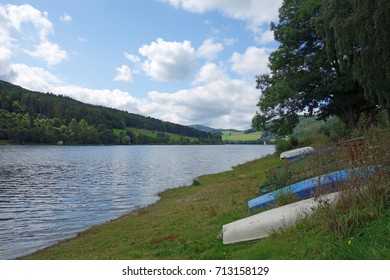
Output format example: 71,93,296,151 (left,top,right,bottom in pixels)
146,76,259,129
53,86,142,113
78,37,87,43
4,4,53,41
223,37,238,46
197,38,223,60
0,47,12,76
114,65,133,83
255,29,275,45
138,38,196,81
193,62,225,85
25,41,68,66
0,4,67,68
60,13,72,23
124,52,140,63
160,0,282,32
230,46,270,75
7,63,61,92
